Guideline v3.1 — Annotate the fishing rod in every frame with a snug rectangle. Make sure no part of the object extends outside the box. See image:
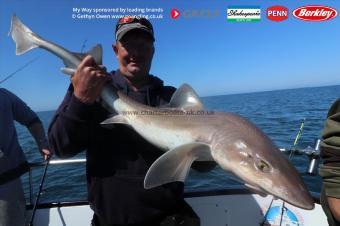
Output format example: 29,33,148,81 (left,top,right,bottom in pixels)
289,118,306,159
0,57,39,84
279,118,306,226
80,39,87,53
28,156,50,226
